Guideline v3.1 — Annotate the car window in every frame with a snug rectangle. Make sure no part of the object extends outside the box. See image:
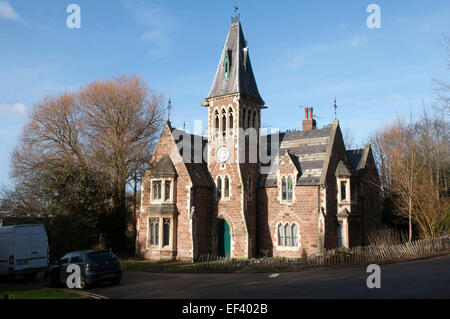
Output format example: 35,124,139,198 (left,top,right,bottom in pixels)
88,251,114,261
60,254,71,264
70,253,82,263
